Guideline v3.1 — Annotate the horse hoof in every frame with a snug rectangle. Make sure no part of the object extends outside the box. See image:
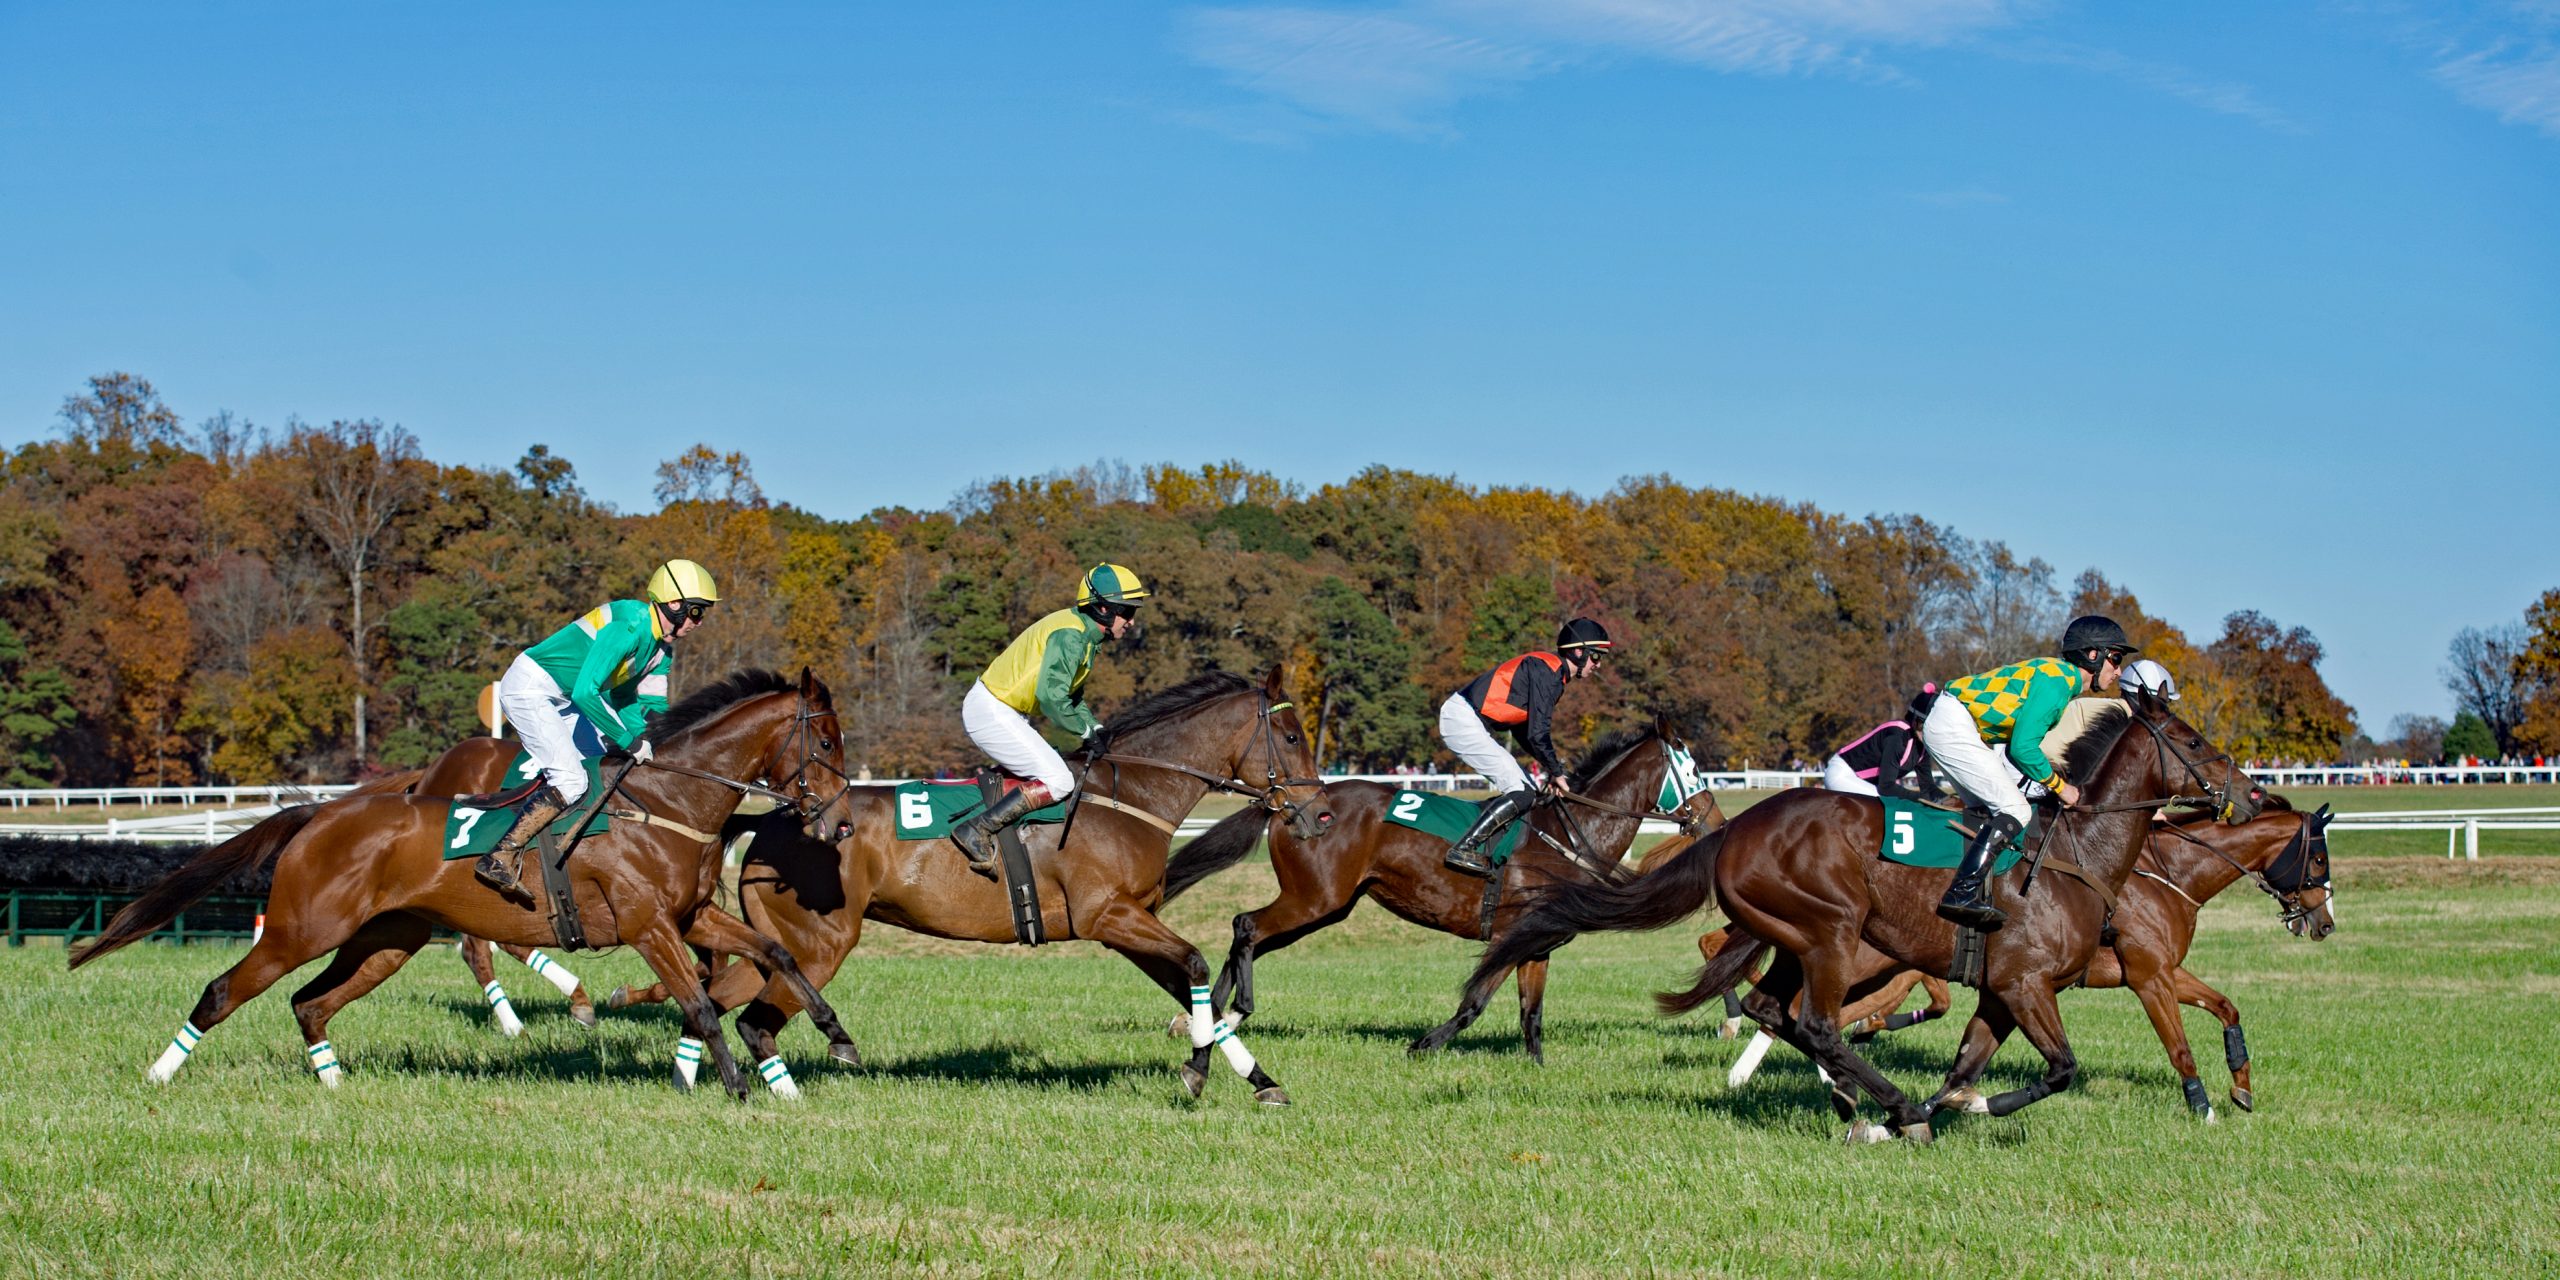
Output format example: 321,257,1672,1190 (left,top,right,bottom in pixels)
1717,1018,1742,1041
1900,1122,1935,1145
1179,1064,1206,1100
1934,1087,1988,1115
2229,1087,2254,1113
606,986,633,1010
829,1042,862,1069
570,1003,598,1028
1167,1015,1190,1041
1845,1120,1891,1145
1254,1086,1291,1107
